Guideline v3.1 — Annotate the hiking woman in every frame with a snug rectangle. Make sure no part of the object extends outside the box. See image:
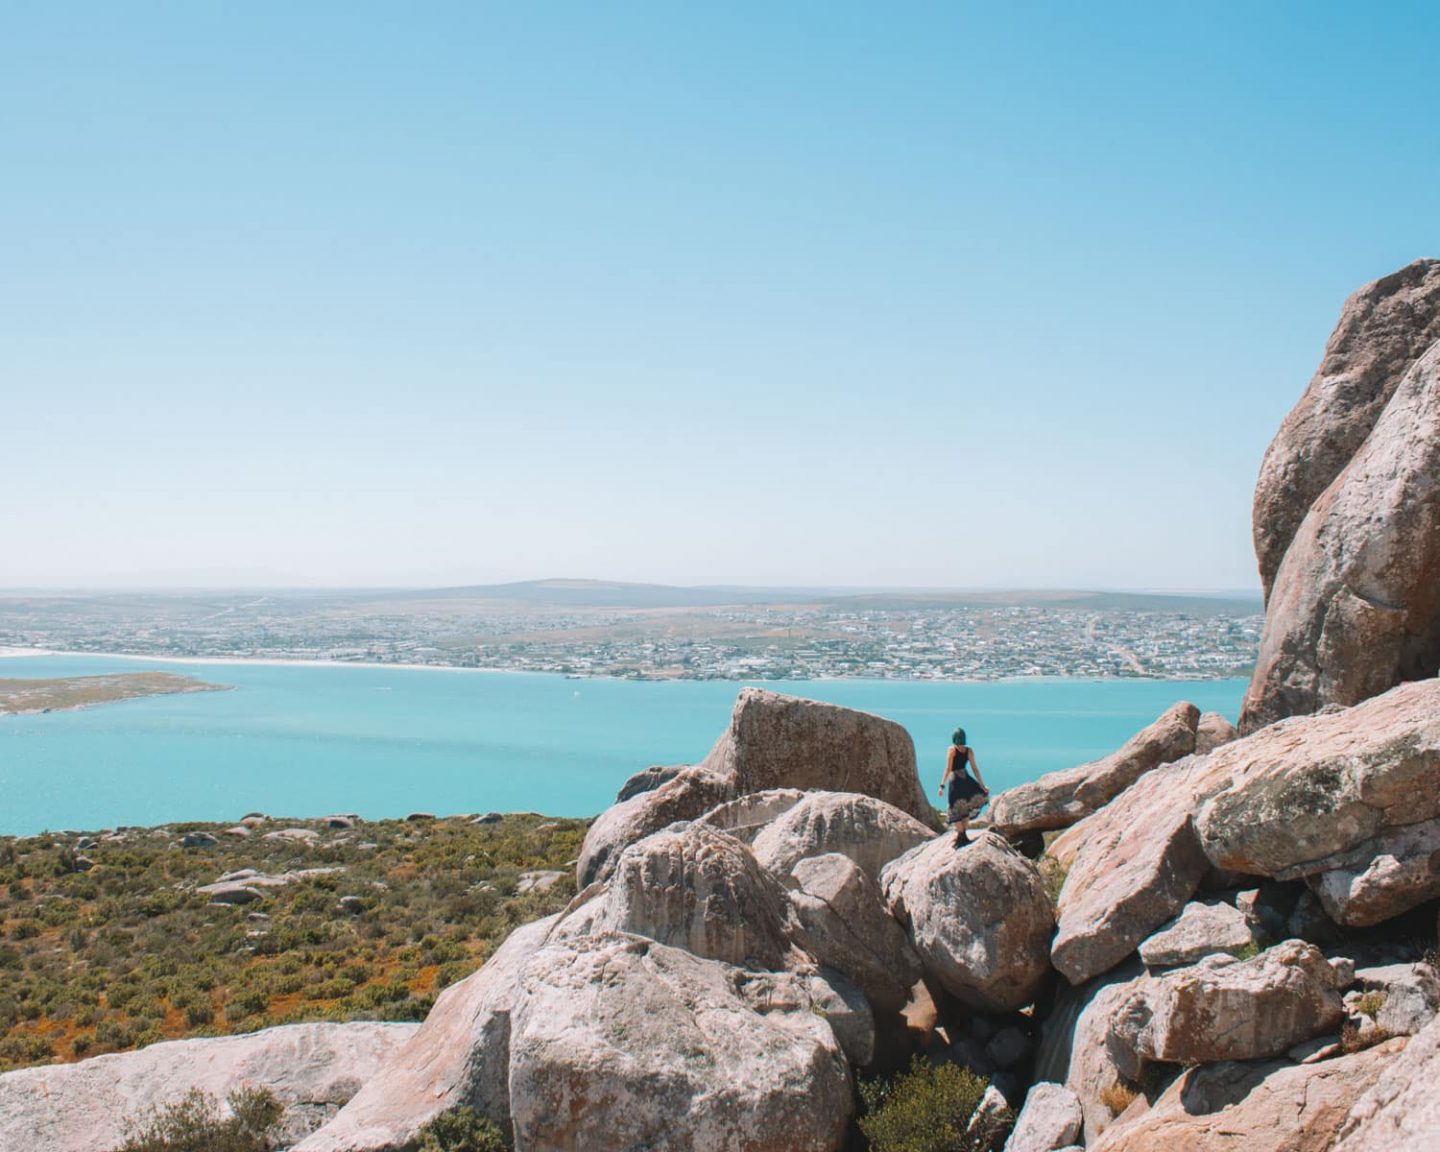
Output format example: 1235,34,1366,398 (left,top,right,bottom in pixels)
939,726,989,845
